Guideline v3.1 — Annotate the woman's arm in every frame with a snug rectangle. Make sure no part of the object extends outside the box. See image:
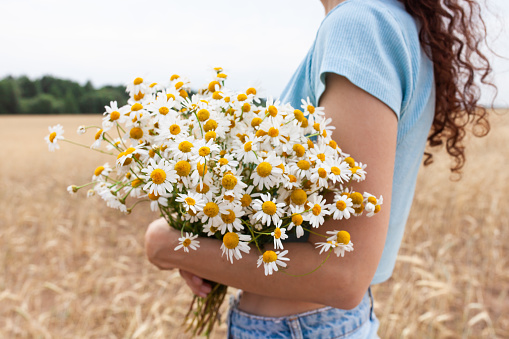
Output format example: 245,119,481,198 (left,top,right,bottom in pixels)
145,73,398,309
